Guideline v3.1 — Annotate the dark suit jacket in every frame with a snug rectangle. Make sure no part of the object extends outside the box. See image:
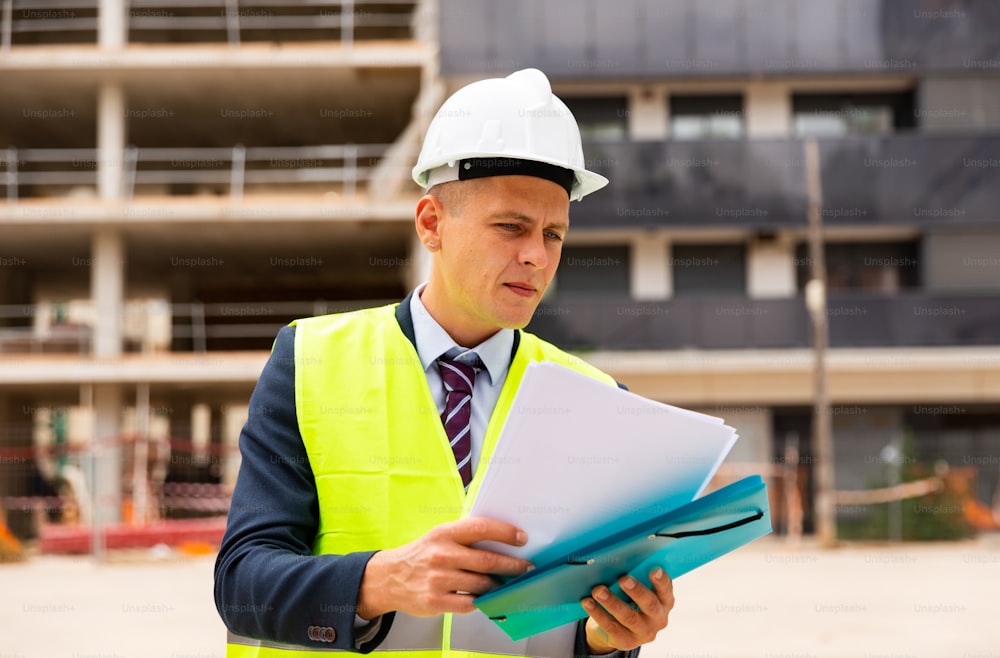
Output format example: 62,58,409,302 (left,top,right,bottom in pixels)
214,293,638,656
